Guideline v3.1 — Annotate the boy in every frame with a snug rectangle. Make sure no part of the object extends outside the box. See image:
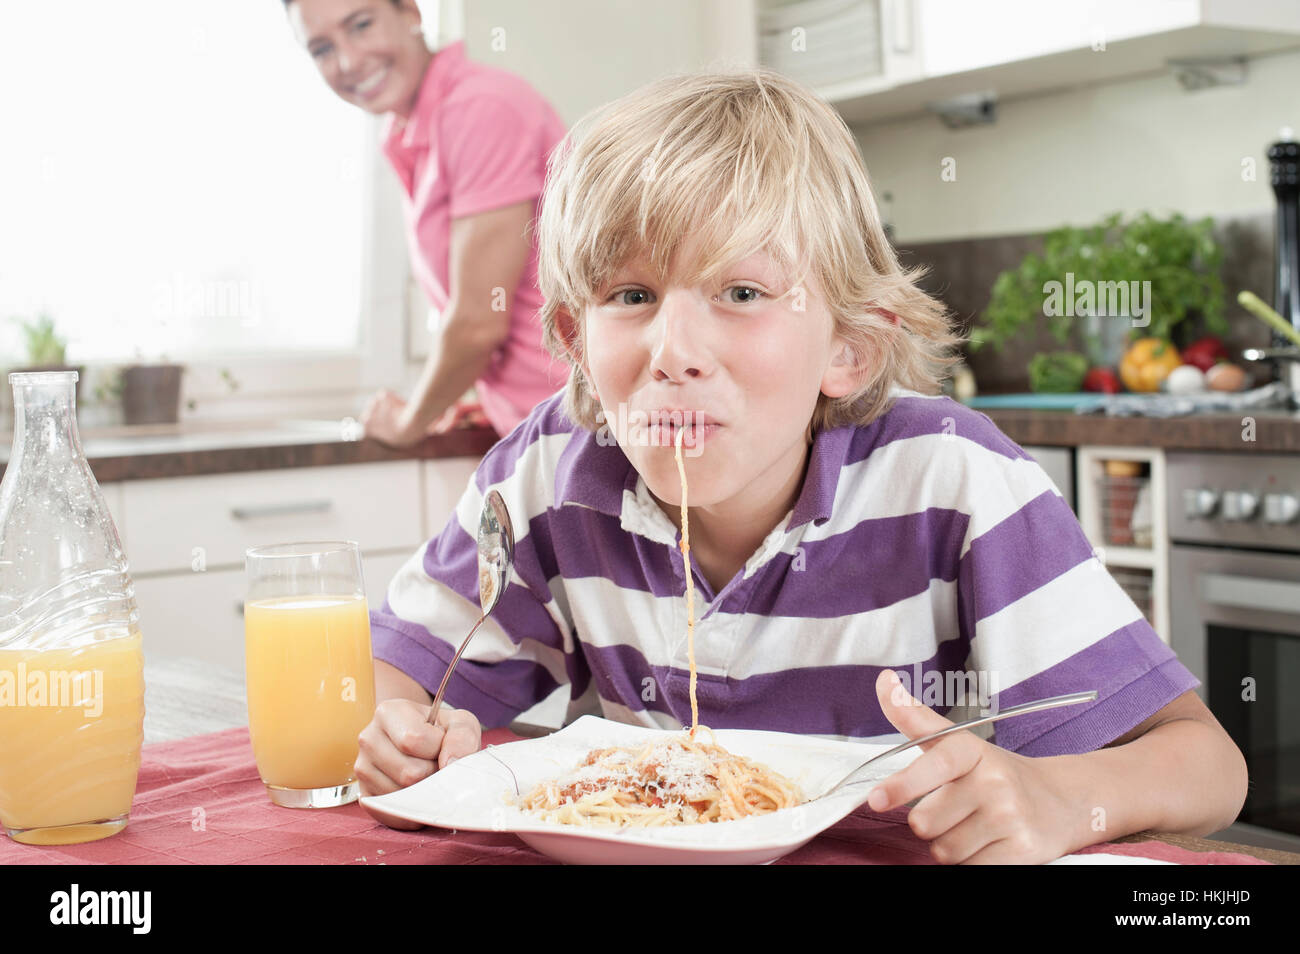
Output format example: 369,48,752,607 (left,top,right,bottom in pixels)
356,69,1247,863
